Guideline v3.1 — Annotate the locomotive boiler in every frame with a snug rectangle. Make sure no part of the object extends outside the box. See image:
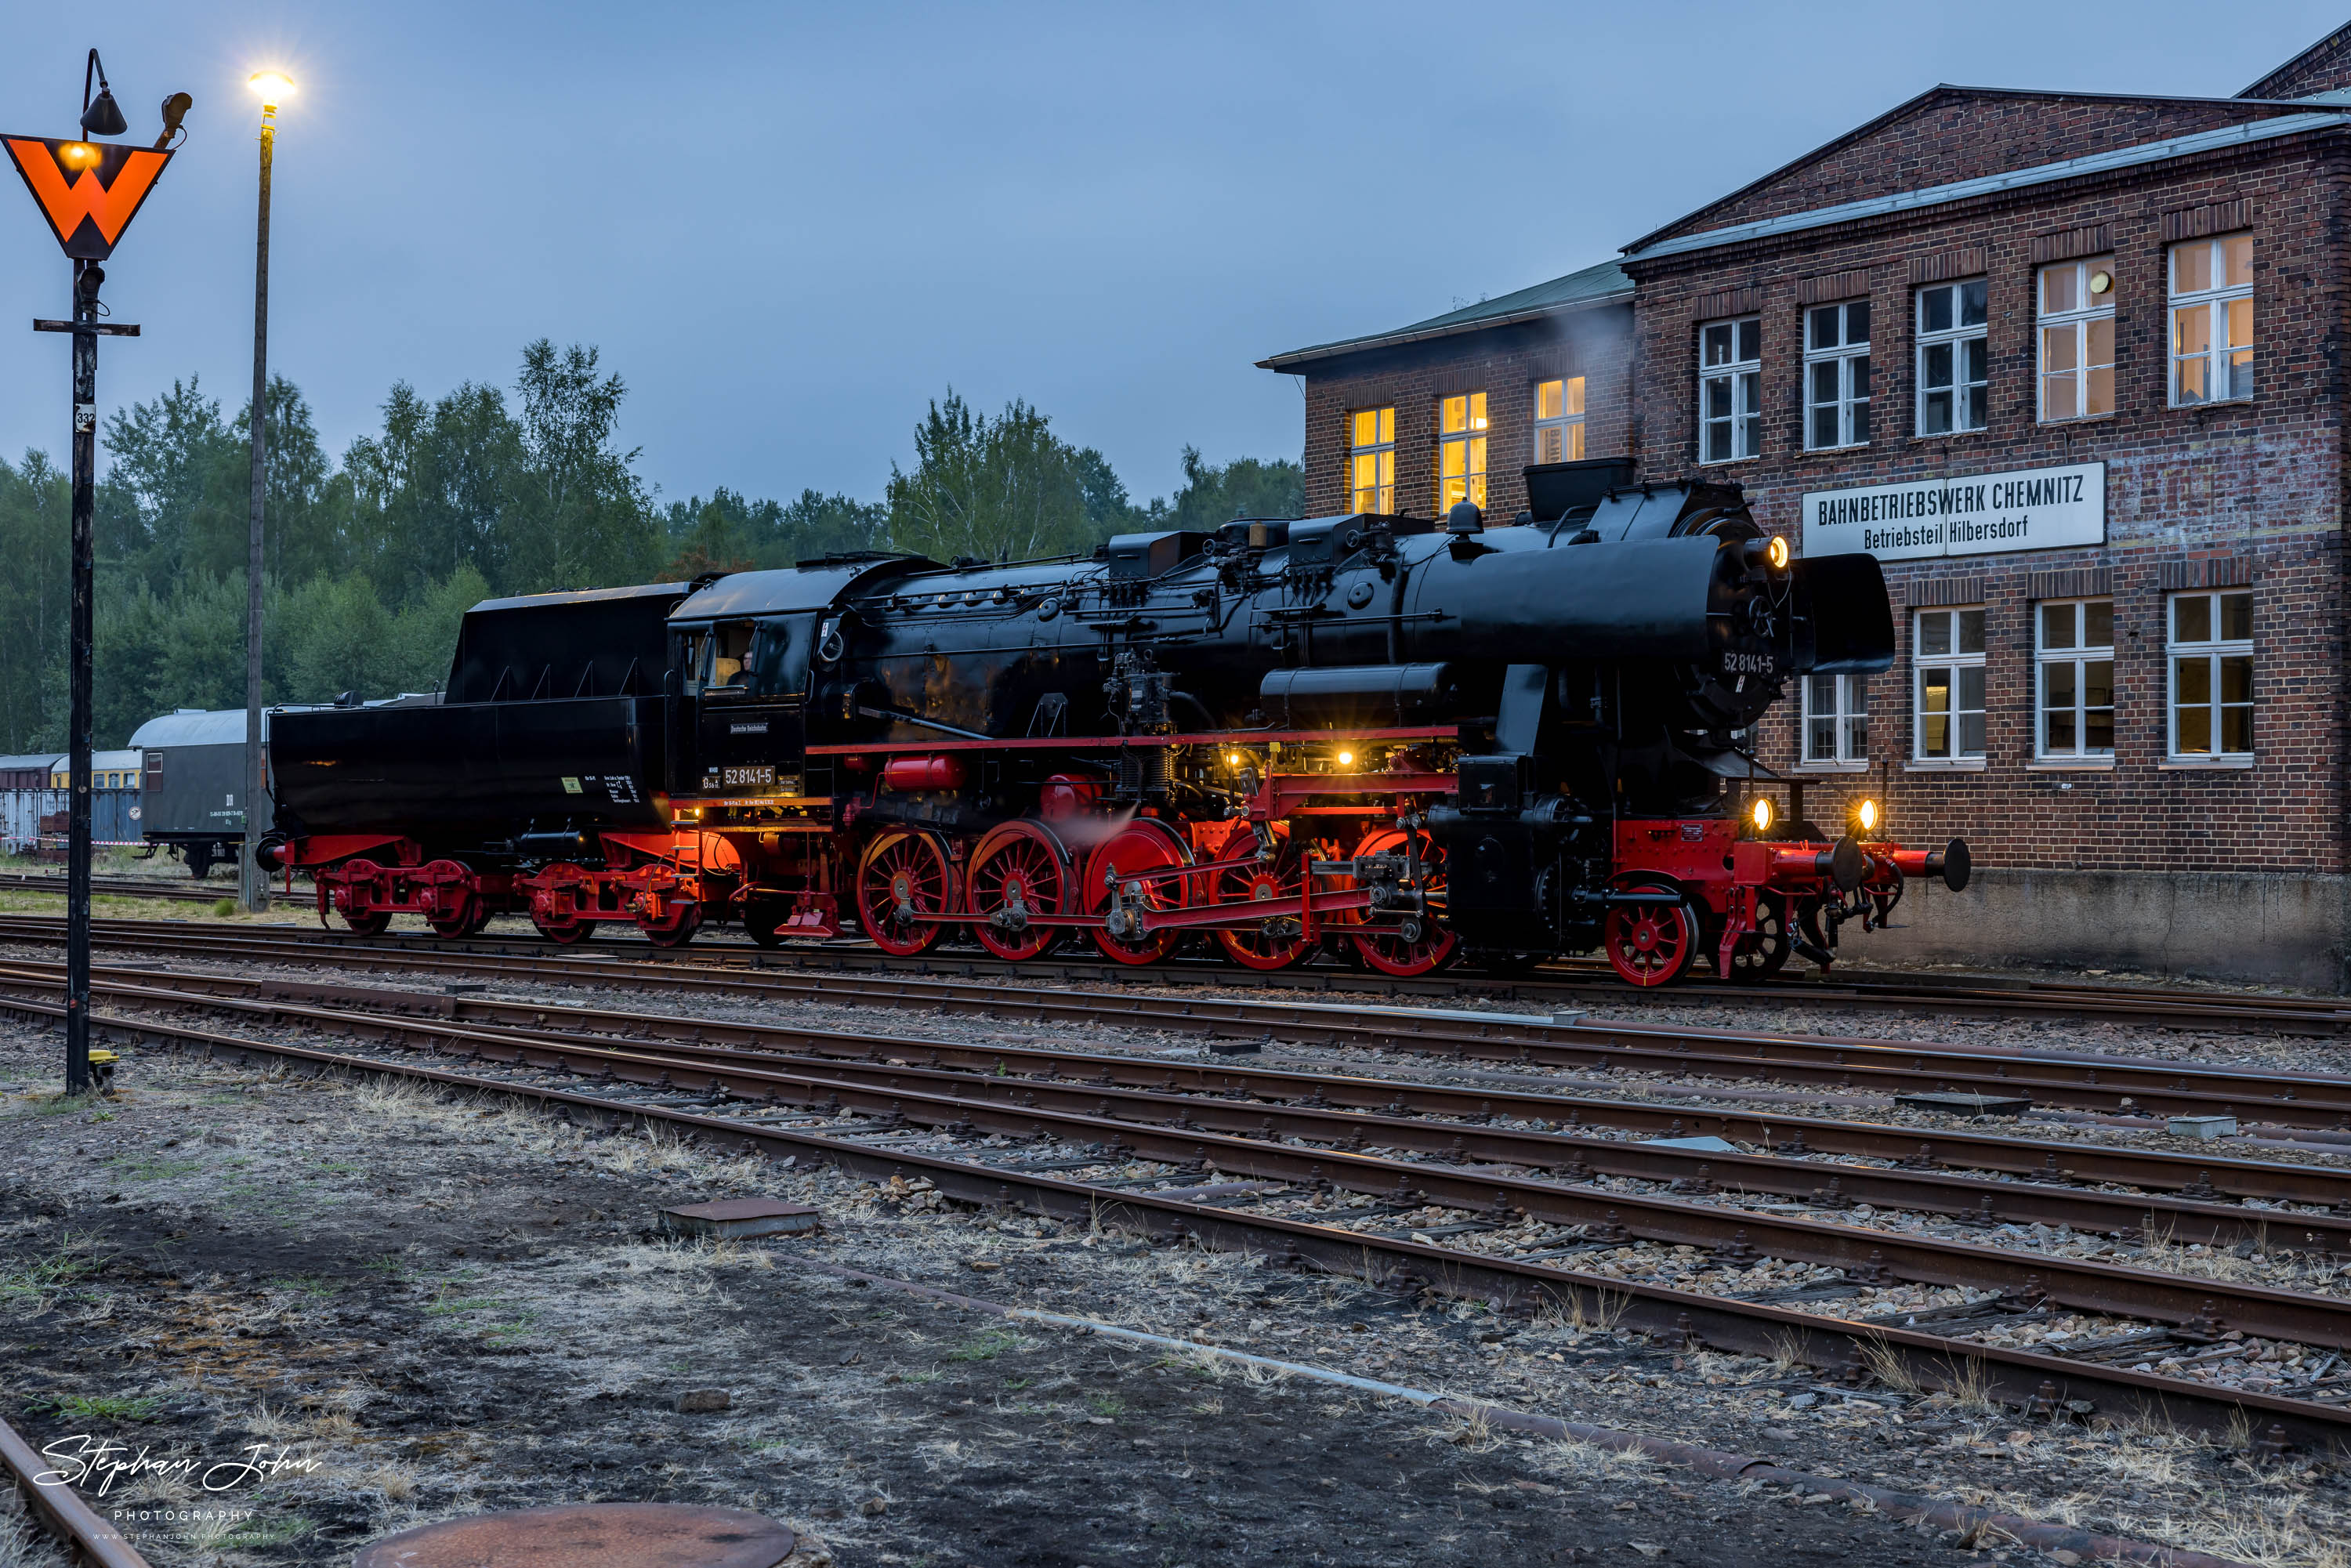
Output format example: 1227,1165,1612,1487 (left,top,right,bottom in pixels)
263,460,1971,983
